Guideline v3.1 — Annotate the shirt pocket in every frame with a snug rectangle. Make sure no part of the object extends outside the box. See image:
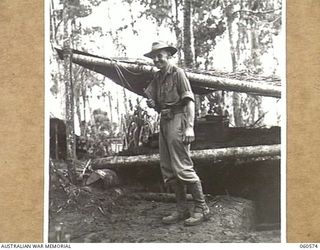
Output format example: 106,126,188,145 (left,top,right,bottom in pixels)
163,82,180,105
